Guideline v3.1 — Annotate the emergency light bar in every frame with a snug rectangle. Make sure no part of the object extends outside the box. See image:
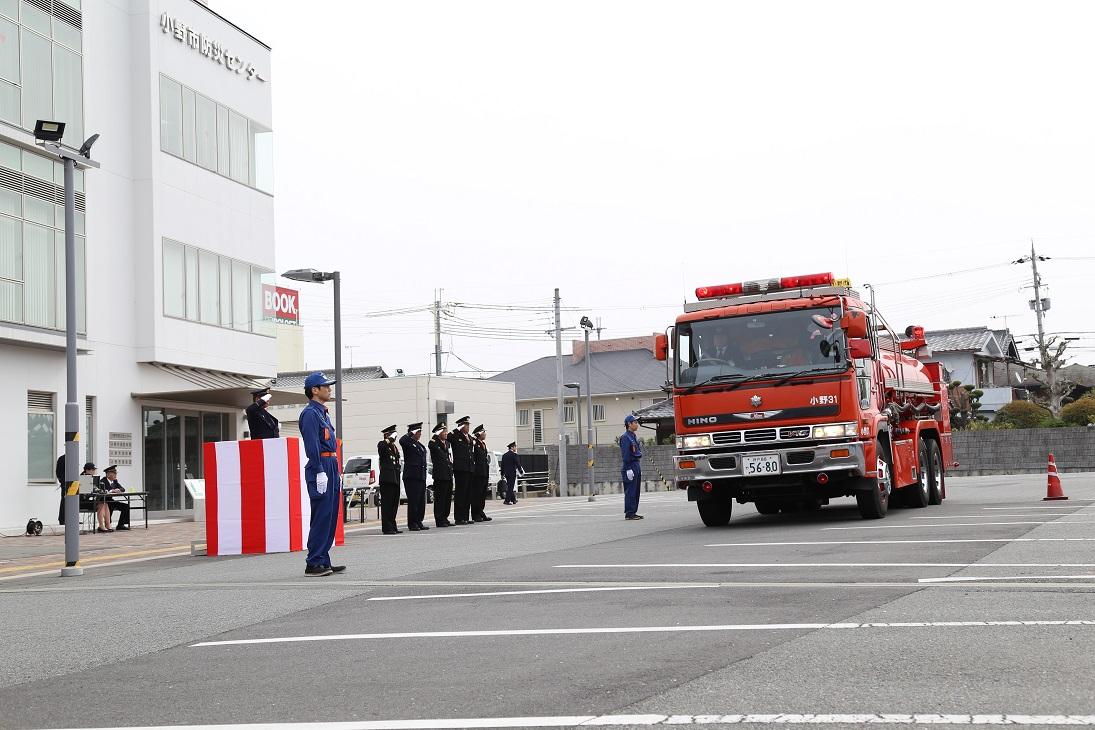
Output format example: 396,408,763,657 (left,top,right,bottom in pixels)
695,272,835,300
